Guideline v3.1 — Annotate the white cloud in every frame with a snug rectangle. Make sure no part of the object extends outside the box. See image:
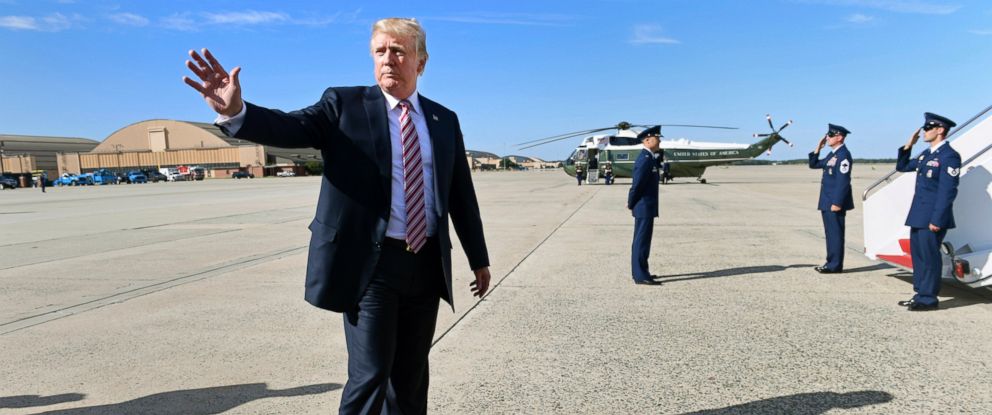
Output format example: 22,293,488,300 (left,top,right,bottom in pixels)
794,0,961,15
846,13,875,23
426,12,574,27
630,24,680,45
109,12,149,27
161,13,197,31
0,12,74,31
202,10,289,25
970,29,992,35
